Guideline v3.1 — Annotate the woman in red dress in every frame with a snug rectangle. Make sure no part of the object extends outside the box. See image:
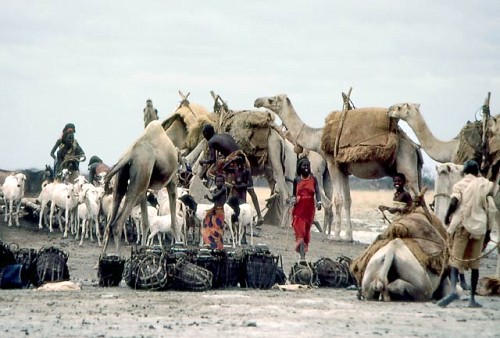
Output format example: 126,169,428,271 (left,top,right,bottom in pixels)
291,157,322,261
